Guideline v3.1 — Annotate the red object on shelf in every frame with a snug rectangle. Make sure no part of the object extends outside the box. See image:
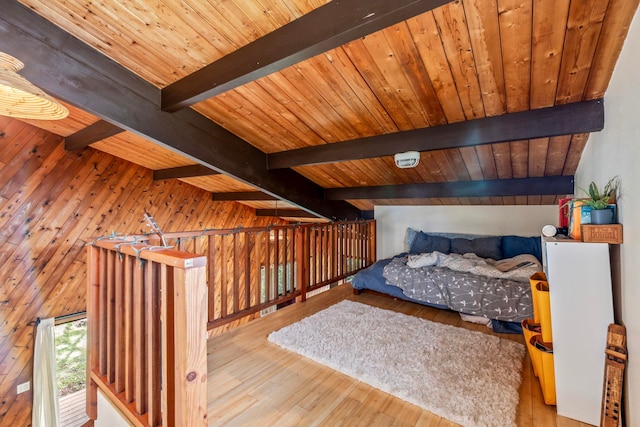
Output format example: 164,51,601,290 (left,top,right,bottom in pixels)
559,198,571,228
